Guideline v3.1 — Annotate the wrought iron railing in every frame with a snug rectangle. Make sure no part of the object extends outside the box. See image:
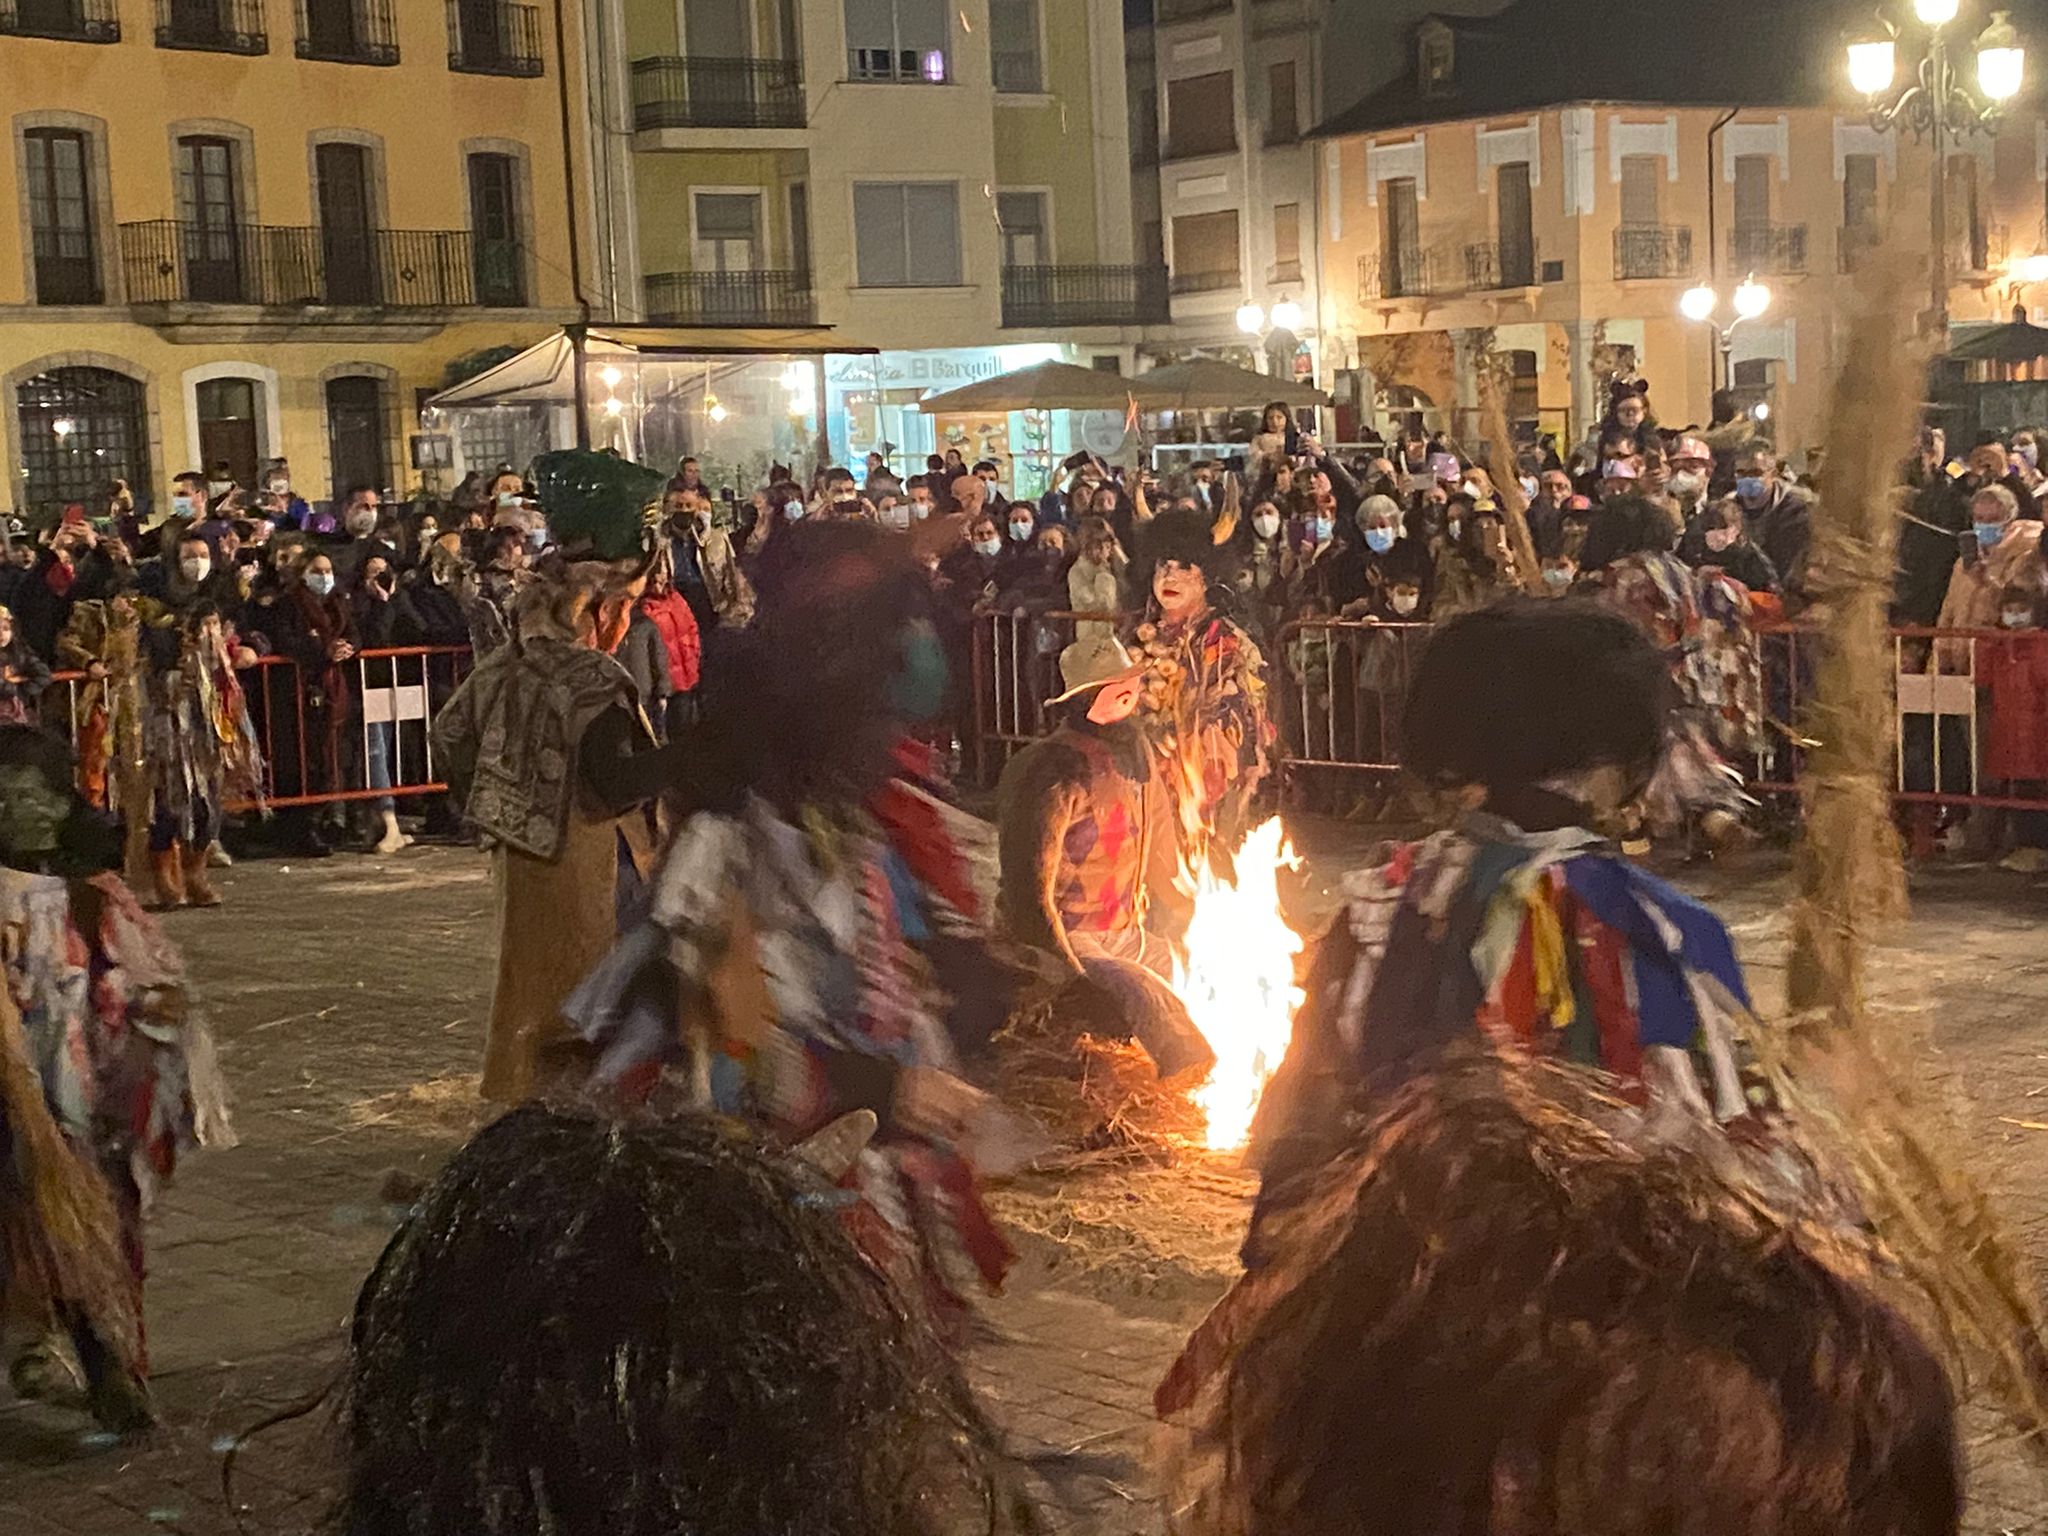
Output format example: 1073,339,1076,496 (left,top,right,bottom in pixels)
1613,224,1695,280
119,220,482,308
155,0,265,52
1730,223,1808,275
295,0,399,64
0,0,120,41
1360,247,1455,300
1464,237,1538,290
446,0,543,76
630,56,806,129
1001,265,1170,327
1168,268,1241,296
642,270,815,327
